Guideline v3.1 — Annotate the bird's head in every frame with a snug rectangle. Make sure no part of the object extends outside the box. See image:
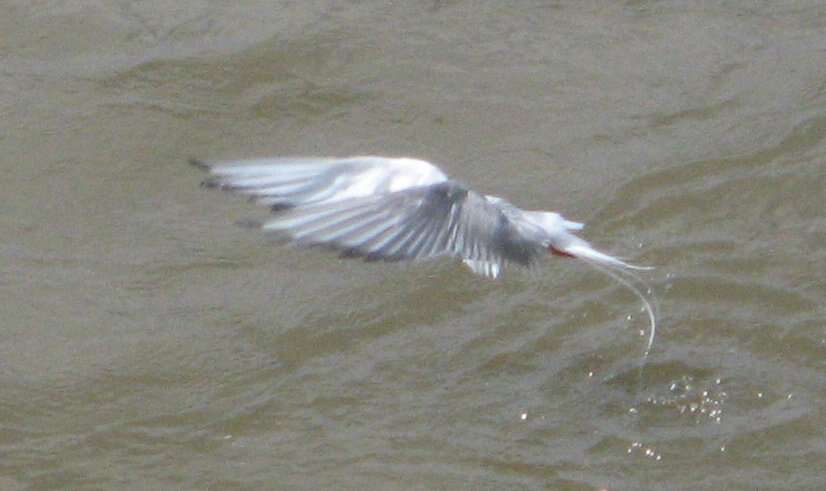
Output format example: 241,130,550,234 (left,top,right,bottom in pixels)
528,212,587,259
